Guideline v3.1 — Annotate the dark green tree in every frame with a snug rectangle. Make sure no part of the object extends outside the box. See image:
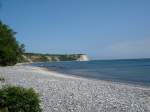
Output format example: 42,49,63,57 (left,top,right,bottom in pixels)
0,21,25,66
